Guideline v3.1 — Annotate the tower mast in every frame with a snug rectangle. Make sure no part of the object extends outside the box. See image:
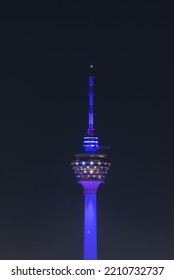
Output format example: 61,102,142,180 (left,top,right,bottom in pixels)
88,69,94,135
